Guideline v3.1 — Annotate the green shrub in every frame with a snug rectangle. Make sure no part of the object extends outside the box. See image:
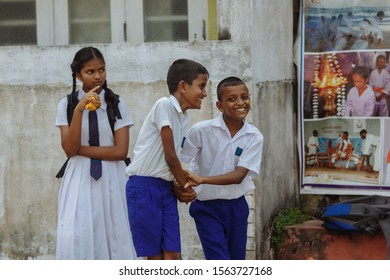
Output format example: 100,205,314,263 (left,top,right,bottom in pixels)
271,207,311,251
